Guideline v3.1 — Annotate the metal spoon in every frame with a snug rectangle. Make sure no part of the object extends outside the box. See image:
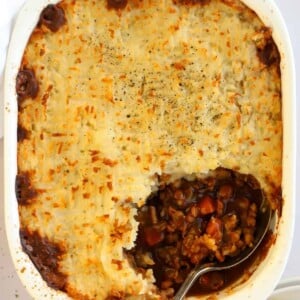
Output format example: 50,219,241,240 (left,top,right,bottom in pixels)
174,203,272,300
